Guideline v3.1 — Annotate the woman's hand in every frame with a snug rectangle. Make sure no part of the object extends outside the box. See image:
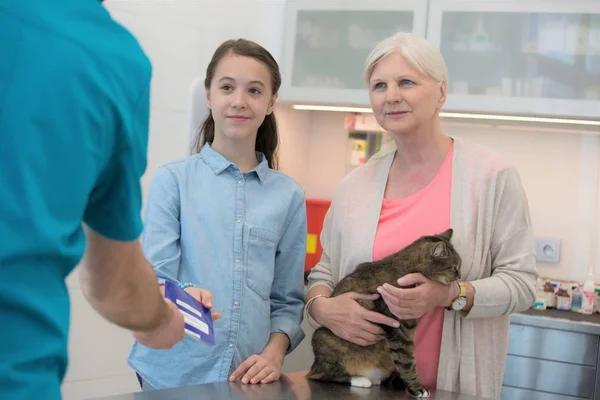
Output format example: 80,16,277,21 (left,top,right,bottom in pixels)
229,354,282,384
311,292,400,346
377,273,451,319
